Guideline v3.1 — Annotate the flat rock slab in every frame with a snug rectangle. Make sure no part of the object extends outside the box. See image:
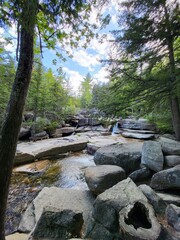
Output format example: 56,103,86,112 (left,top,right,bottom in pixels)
159,137,180,155
122,131,154,140
19,187,95,236
94,142,143,174
15,136,88,165
87,134,137,155
122,128,155,134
